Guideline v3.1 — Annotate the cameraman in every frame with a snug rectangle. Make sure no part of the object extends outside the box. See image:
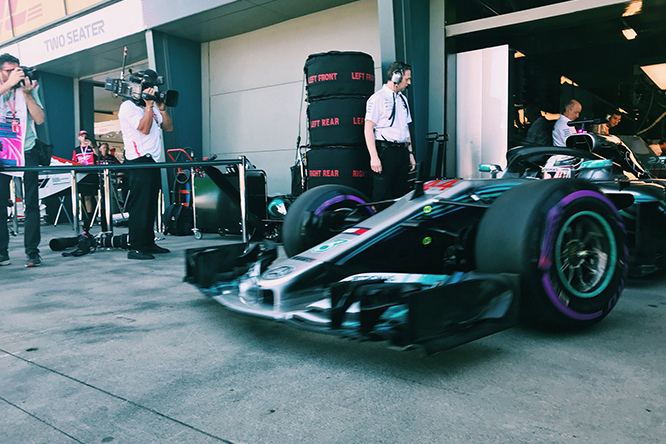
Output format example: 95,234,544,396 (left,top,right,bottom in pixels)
117,69,173,260
0,53,45,268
